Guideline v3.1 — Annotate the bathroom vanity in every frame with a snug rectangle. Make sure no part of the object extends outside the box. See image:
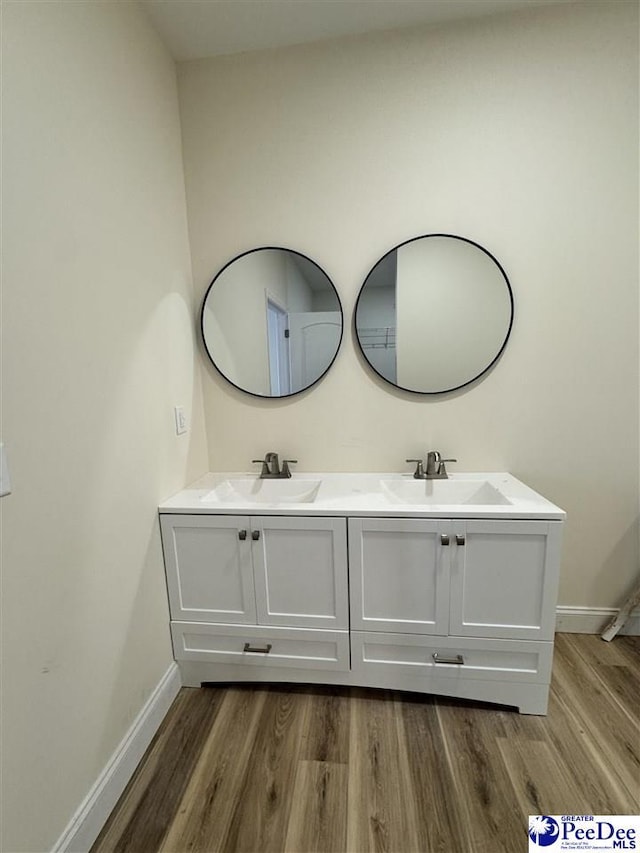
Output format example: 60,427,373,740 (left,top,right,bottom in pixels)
159,473,564,714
